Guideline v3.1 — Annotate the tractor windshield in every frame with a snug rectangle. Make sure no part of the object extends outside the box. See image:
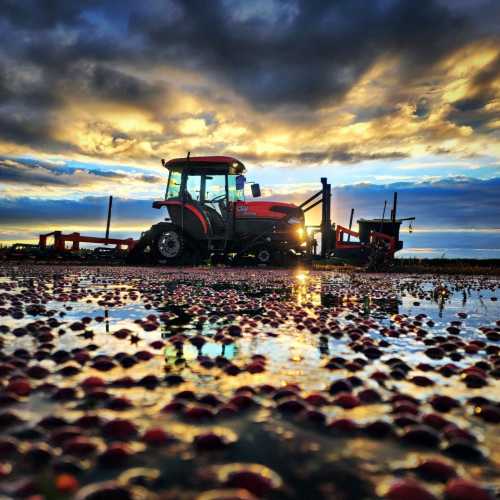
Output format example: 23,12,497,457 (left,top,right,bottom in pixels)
165,171,182,199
